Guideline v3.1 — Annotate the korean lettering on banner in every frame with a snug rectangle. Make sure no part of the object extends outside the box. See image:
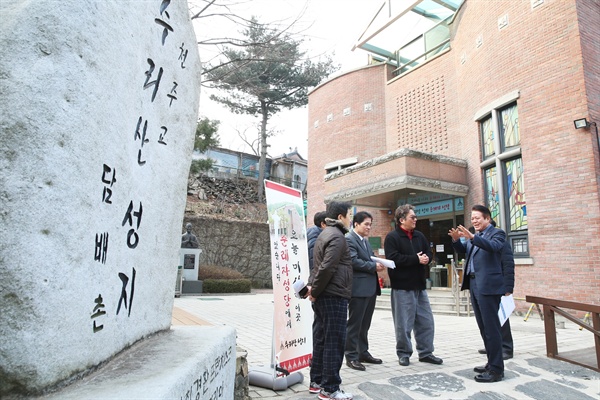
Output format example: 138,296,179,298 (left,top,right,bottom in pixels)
277,225,306,334
90,1,191,333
